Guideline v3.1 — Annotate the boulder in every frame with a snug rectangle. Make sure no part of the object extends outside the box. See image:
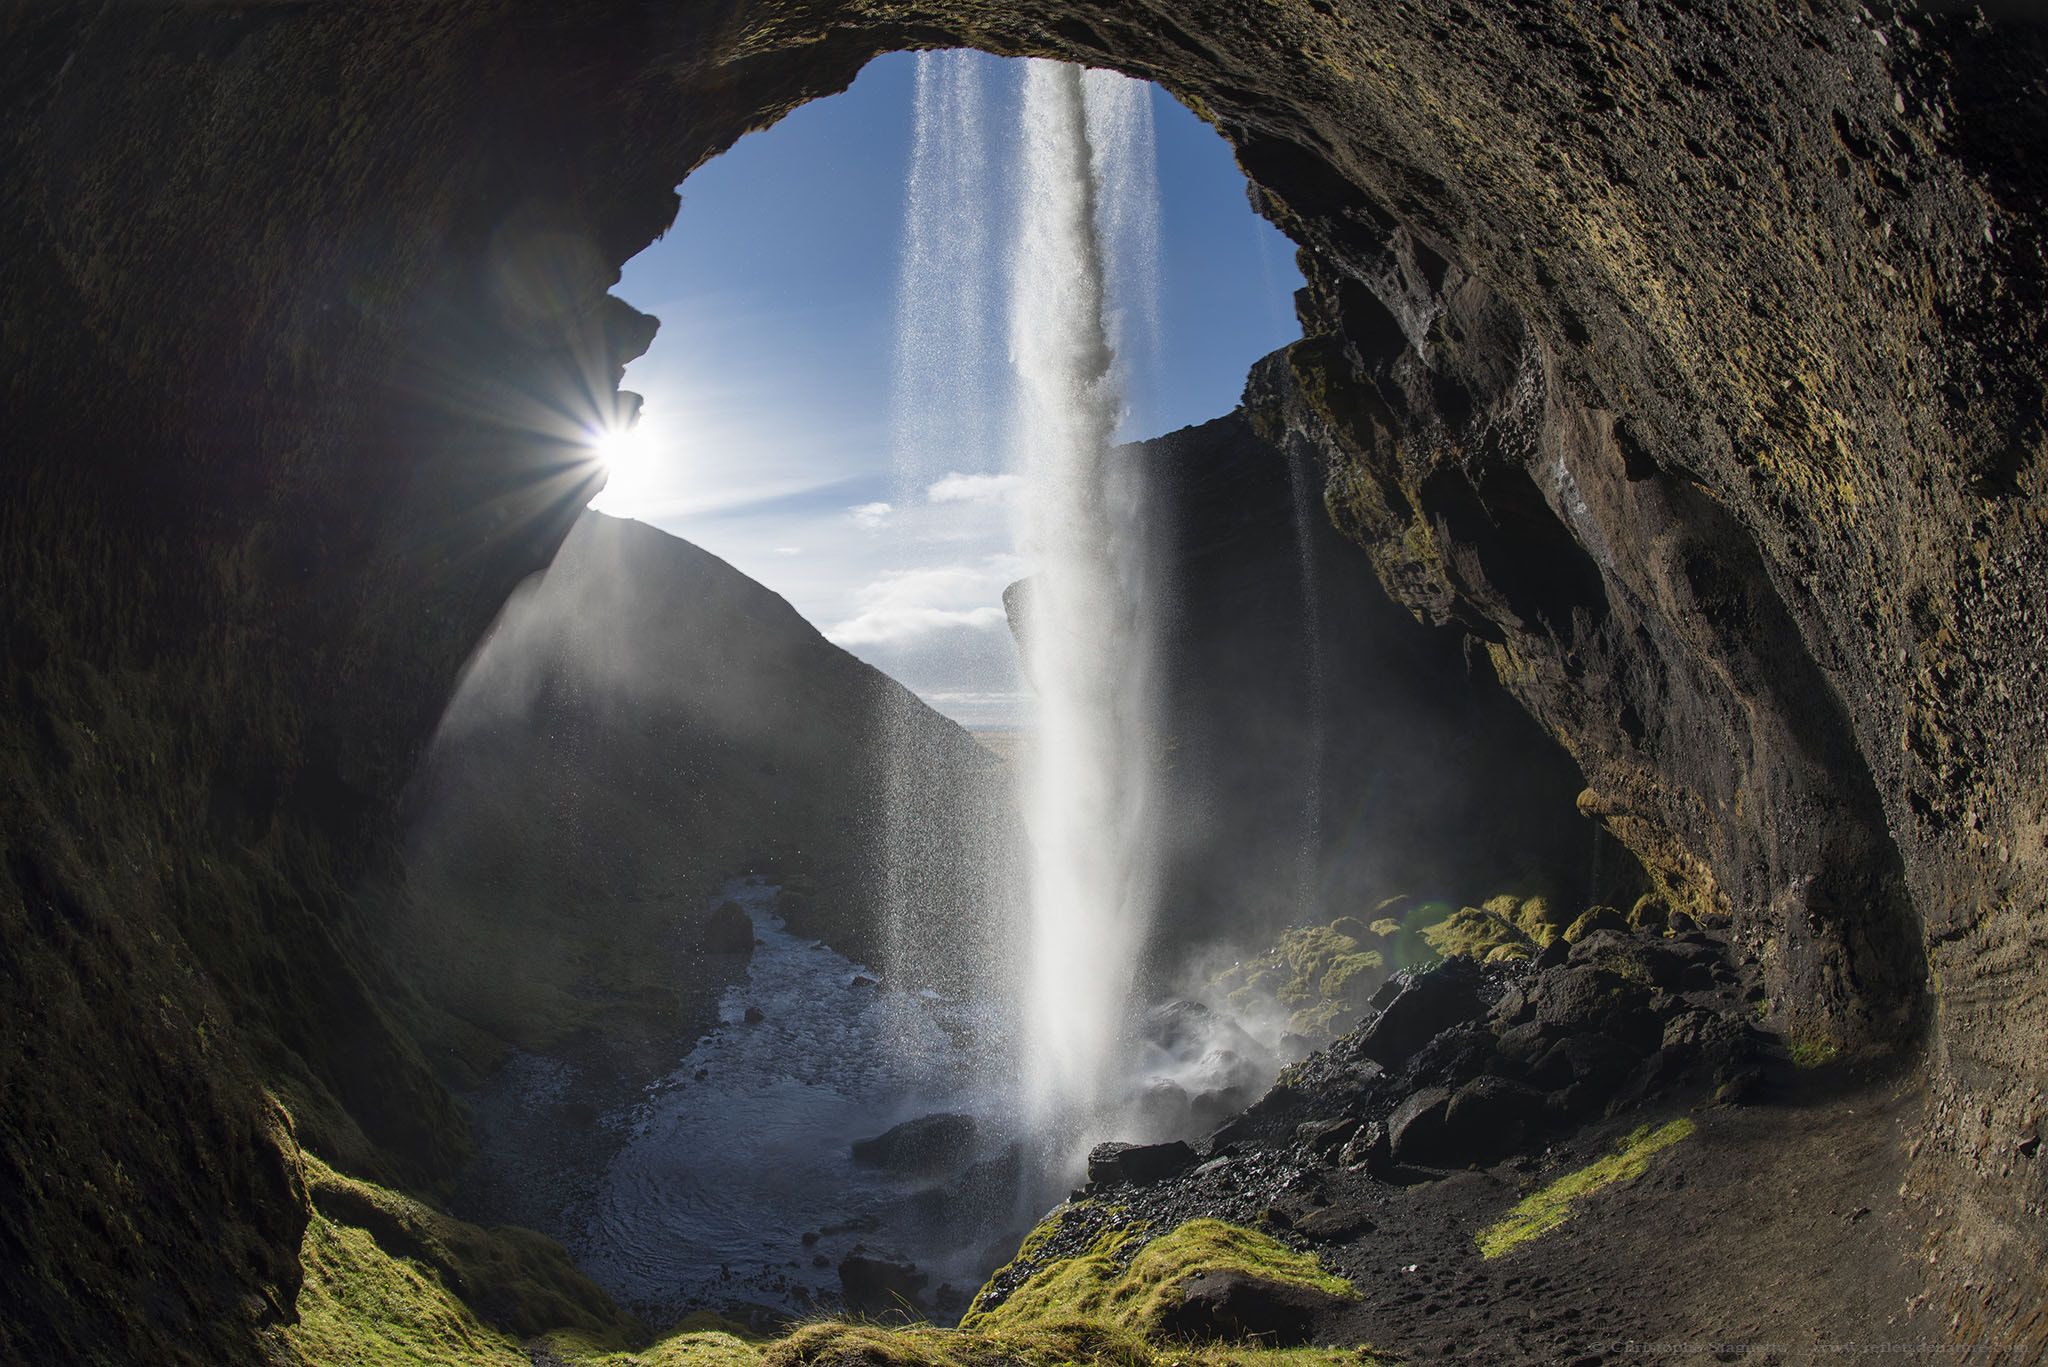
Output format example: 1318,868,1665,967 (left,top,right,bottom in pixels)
1387,1085,1453,1165
1356,968,1482,1068
1295,1204,1377,1243
1531,964,1655,1046
702,899,755,954
1087,1139,1197,1187
1401,1024,1497,1091
1337,1120,1392,1175
1441,1075,1547,1164
1164,1269,1353,1344
1562,906,1630,943
851,1113,979,1176
838,1256,928,1320
1295,1116,1358,1157
1494,1020,1566,1072
1537,1033,1639,1095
